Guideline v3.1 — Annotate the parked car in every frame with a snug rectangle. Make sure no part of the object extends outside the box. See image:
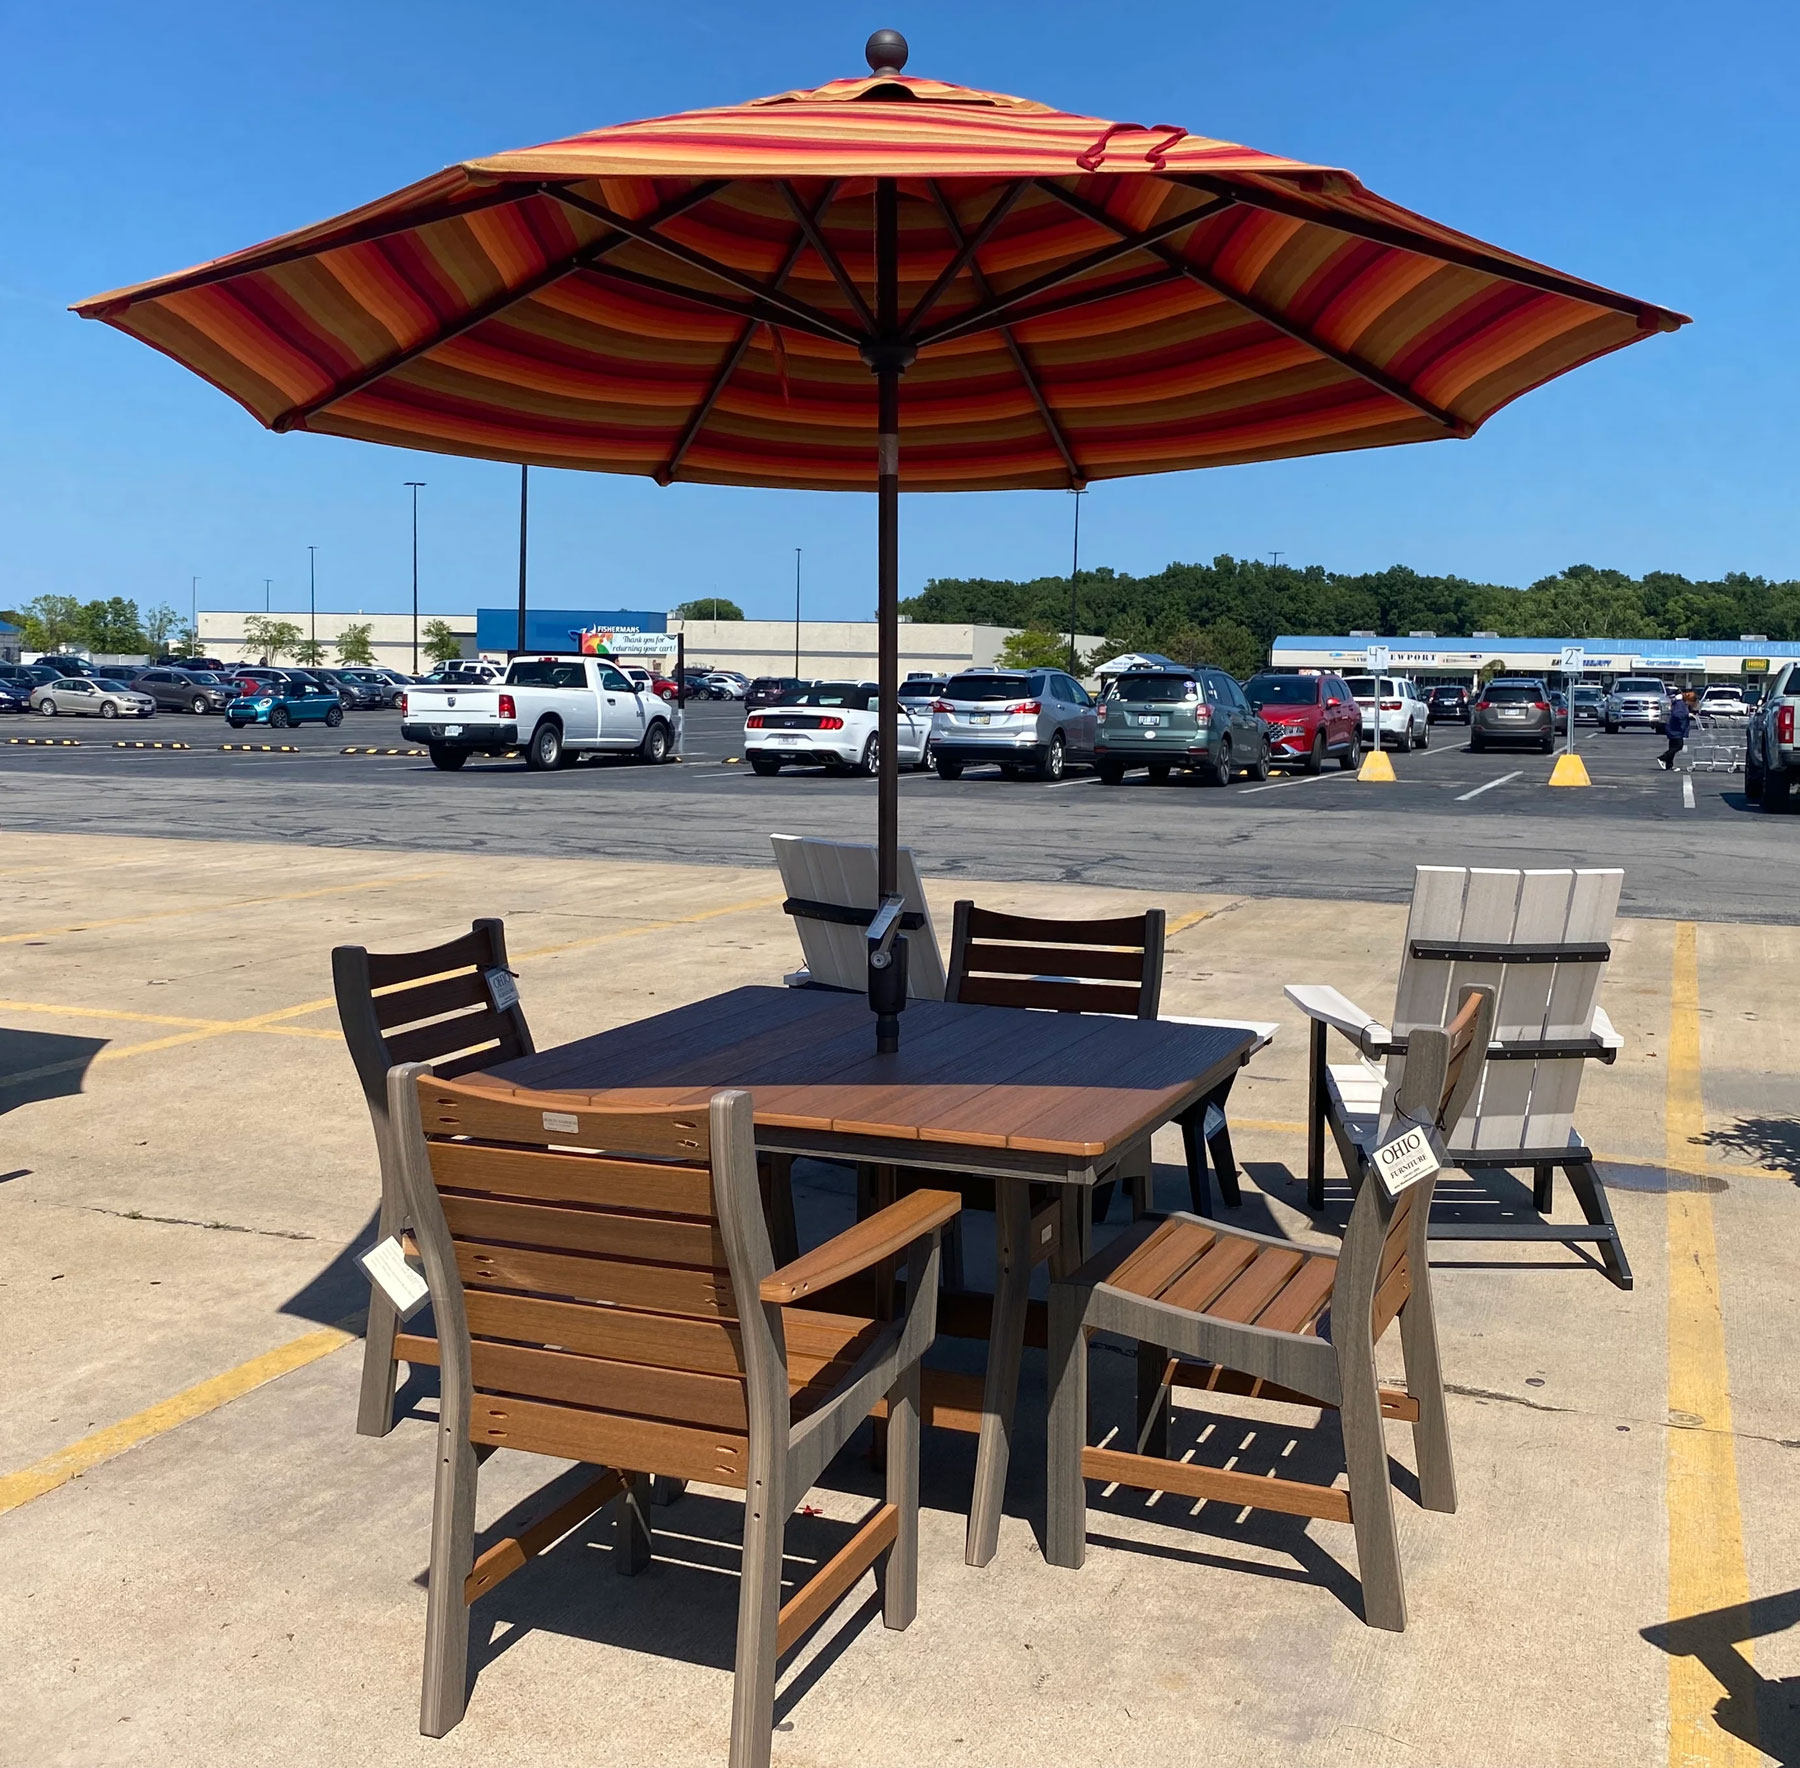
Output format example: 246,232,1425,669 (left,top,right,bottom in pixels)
157,655,230,671
33,655,98,678
1470,678,1555,752
1093,665,1269,786
1745,662,1800,811
1426,684,1471,724
131,665,236,715
616,664,680,703
1549,690,1571,735
1699,685,1750,718
1602,675,1672,733
1242,671,1362,773
333,667,405,707
930,668,1097,781
898,675,947,708
1343,675,1430,749
311,668,383,710
1572,683,1606,724
0,676,30,714
401,653,675,769
674,667,727,700
747,676,810,707
226,678,344,729
744,681,932,776
705,672,749,700
31,676,156,719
